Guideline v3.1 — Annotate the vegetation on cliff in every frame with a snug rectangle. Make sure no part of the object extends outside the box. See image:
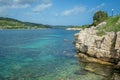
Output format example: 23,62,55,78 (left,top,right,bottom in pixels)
73,11,120,35
91,11,120,36
97,15,120,36
72,11,108,29
74,24,90,29
93,10,108,26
